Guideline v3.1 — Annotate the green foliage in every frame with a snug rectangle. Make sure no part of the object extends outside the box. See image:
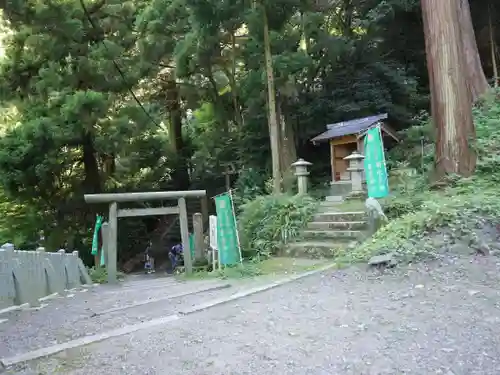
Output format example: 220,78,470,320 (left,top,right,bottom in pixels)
232,168,268,209
386,111,434,172
212,262,264,279
88,266,125,284
473,91,500,182
0,0,484,267
340,92,500,264
0,187,41,246
238,194,318,258
341,186,500,263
